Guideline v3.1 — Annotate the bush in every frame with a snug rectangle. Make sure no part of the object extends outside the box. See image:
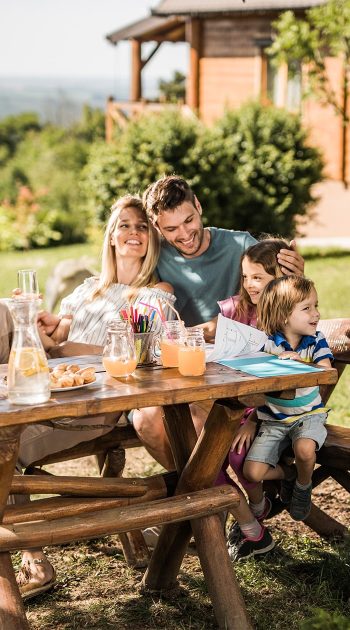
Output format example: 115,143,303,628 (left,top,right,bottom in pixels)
82,103,323,237
82,111,203,222
211,103,324,235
